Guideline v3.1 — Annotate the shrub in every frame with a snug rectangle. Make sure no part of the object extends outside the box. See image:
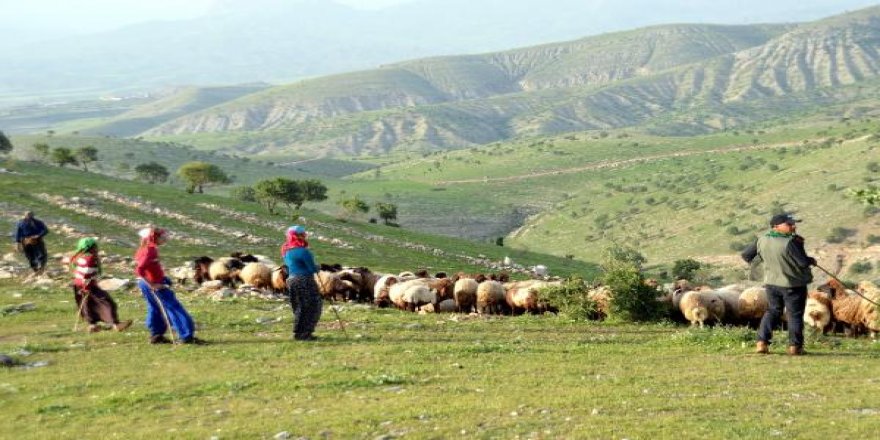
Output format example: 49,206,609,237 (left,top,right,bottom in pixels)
539,278,598,321
848,261,874,275
867,234,880,245
230,186,256,202
671,259,702,281
600,246,665,322
827,227,857,244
